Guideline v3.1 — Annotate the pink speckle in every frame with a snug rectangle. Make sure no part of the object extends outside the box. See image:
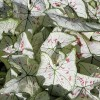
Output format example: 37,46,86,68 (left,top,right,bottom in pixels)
20,40,24,51
96,32,100,34
54,39,57,43
76,52,83,59
76,37,83,47
68,76,71,81
66,71,69,74
48,73,52,79
66,58,70,63
47,39,52,43
53,2,61,6
61,78,63,80
34,6,41,11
